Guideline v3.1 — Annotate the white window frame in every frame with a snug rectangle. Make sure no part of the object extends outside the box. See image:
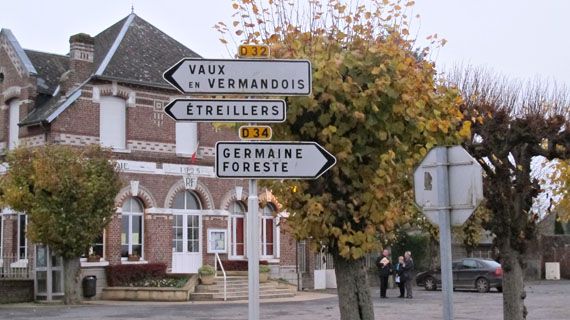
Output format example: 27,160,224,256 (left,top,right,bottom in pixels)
16,213,28,261
207,229,227,254
121,197,144,260
230,201,246,259
8,99,20,150
260,205,276,259
99,96,127,150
